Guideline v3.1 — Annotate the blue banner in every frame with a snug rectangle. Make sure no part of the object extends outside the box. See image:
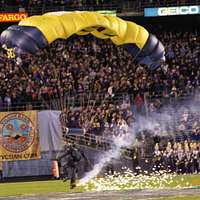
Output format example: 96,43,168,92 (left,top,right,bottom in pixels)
144,5,200,17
